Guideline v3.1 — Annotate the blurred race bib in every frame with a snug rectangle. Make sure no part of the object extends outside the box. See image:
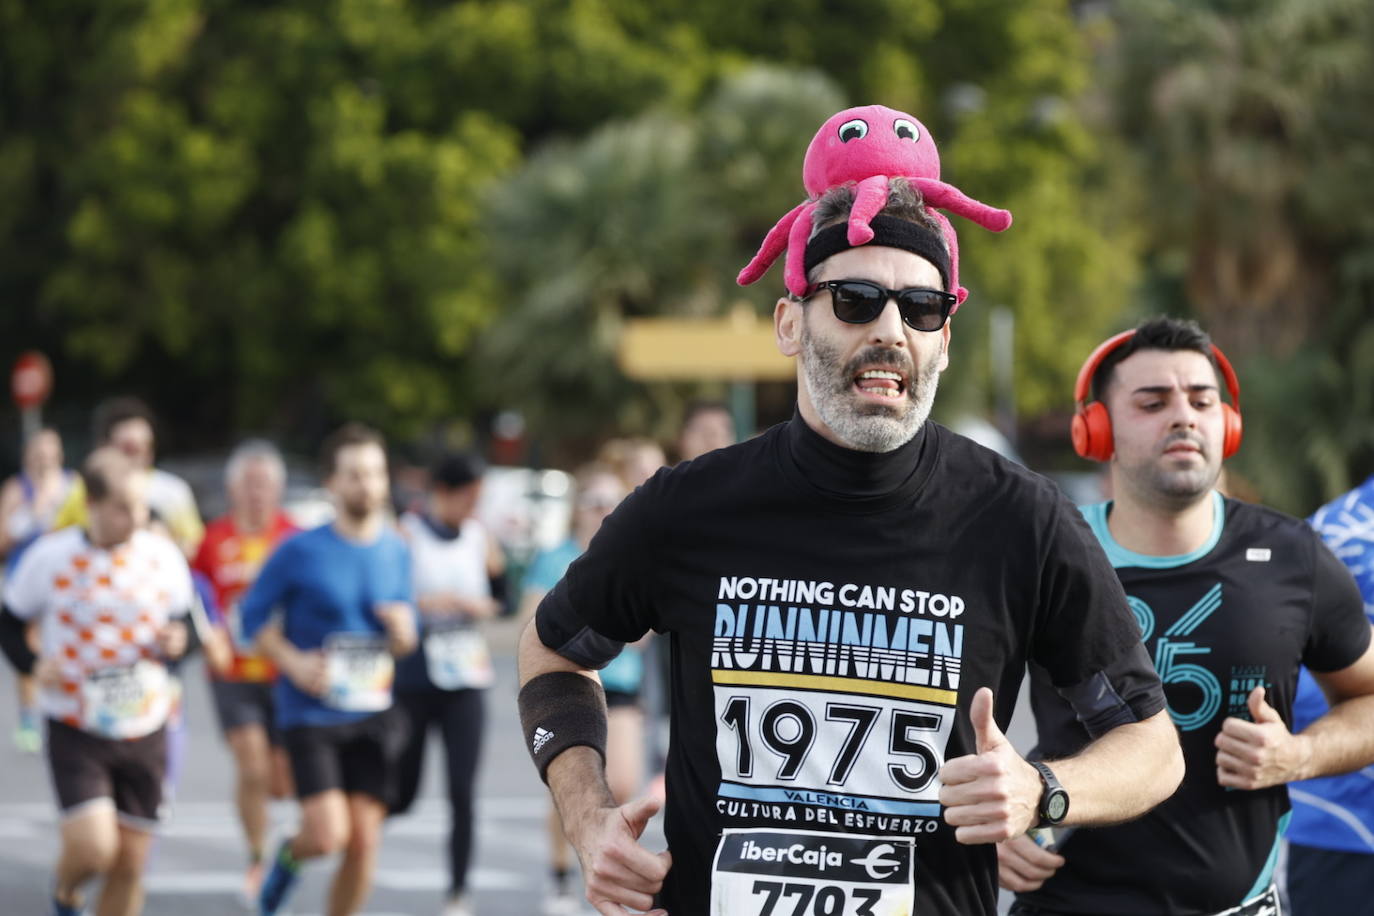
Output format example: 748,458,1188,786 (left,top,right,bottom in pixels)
424,622,494,691
323,633,393,712
82,660,171,740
